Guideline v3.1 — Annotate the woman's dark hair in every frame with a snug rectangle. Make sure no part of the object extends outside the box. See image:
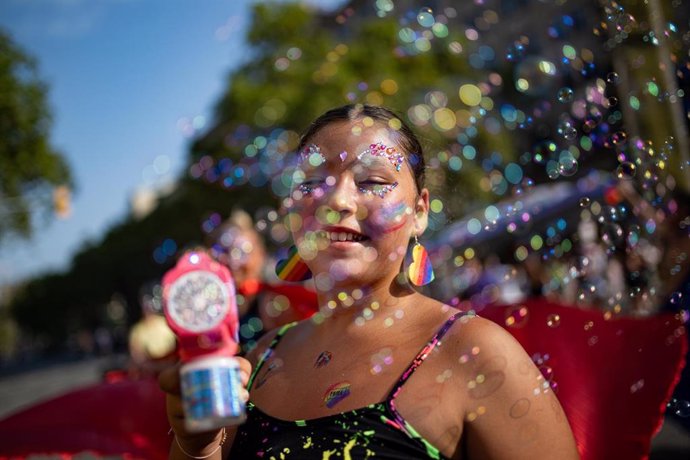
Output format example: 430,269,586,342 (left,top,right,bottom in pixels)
297,104,426,192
